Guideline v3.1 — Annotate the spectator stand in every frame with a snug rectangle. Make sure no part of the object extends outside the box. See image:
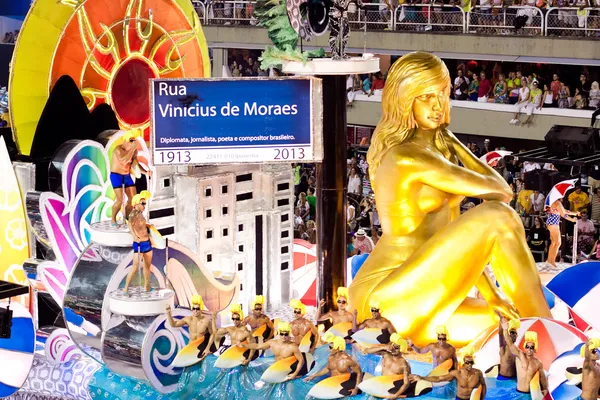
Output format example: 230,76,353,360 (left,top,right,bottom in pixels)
195,1,600,37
